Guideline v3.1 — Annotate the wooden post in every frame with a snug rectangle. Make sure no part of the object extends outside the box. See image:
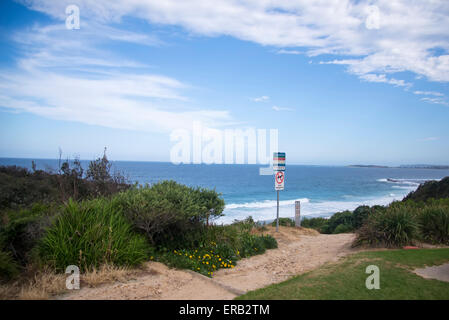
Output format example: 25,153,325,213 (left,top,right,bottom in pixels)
295,201,301,227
